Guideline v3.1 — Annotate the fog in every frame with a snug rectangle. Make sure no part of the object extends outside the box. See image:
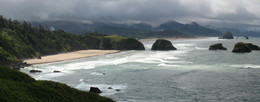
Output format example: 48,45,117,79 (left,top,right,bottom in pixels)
1,0,260,30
